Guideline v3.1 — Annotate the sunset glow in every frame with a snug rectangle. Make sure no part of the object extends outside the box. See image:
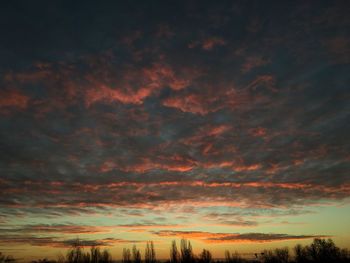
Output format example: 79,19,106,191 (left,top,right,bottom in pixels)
0,1,349,262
